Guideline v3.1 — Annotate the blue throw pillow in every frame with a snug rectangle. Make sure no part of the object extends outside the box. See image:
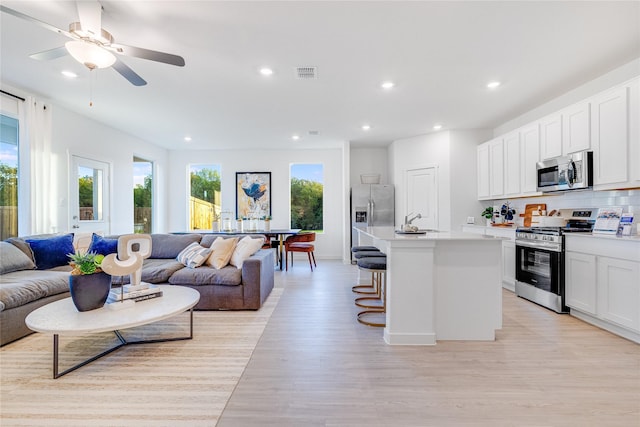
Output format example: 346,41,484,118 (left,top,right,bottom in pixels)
25,233,75,270
87,233,118,256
